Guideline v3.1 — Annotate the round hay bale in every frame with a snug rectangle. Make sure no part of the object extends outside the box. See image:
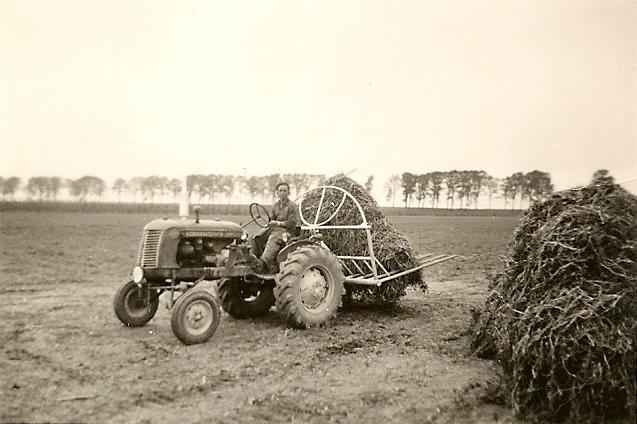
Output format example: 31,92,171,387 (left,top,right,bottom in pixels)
471,183,637,423
300,174,424,303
